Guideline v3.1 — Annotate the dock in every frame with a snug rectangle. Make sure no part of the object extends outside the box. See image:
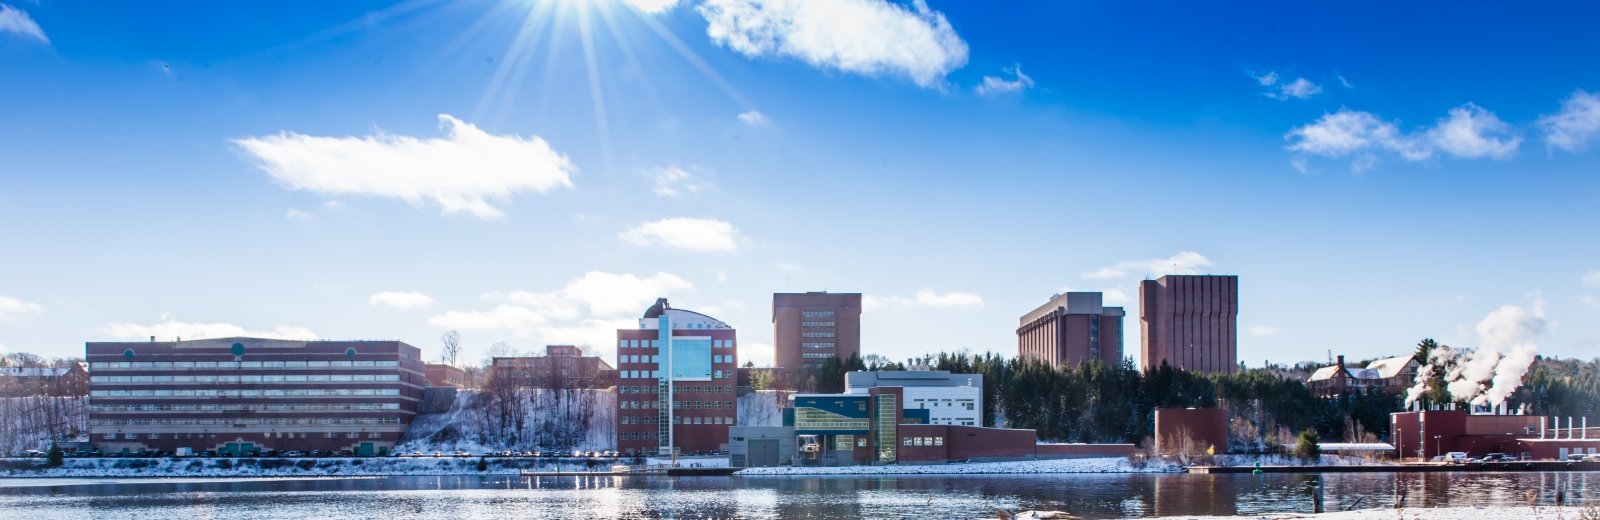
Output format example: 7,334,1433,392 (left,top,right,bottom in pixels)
1189,460,1600,474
